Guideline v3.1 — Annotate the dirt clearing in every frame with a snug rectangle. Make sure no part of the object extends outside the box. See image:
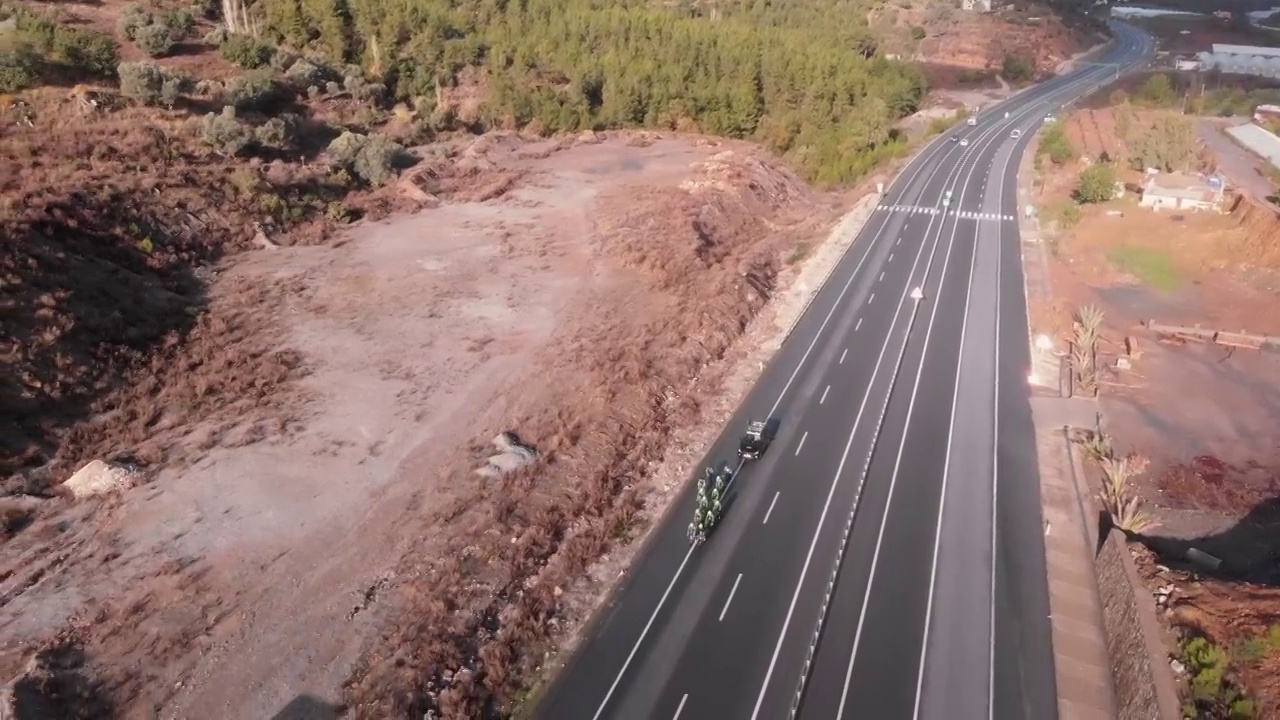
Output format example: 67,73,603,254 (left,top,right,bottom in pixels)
1030,147,1280,714
1,131,860,717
